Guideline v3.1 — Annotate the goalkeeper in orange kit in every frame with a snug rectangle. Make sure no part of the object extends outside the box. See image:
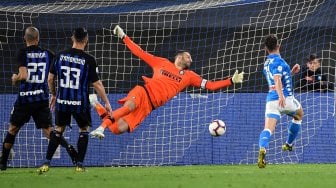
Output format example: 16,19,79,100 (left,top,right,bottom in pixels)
90,25,244,139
